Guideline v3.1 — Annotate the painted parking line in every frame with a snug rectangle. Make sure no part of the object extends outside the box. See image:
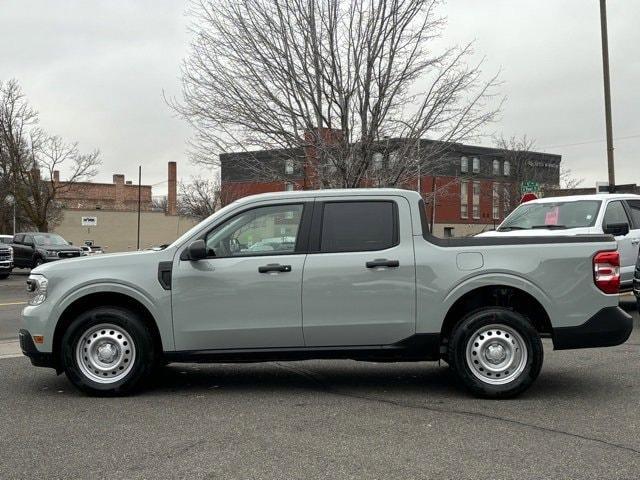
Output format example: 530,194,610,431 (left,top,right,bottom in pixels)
0,340,21,359
0,301,27,307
